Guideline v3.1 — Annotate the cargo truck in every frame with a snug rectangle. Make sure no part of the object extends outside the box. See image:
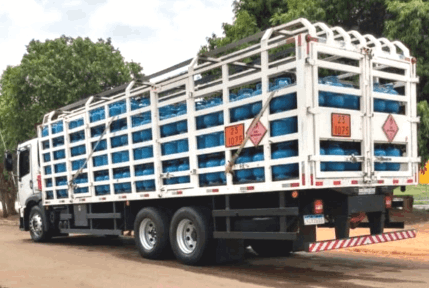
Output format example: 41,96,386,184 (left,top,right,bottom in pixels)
5,18,419,265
